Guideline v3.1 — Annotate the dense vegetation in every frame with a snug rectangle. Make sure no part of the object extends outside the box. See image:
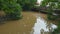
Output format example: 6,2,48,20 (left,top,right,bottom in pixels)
40,0,60,20
0,0,37,20
17,0,37,10
0,0,22,20
40,0,60,34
